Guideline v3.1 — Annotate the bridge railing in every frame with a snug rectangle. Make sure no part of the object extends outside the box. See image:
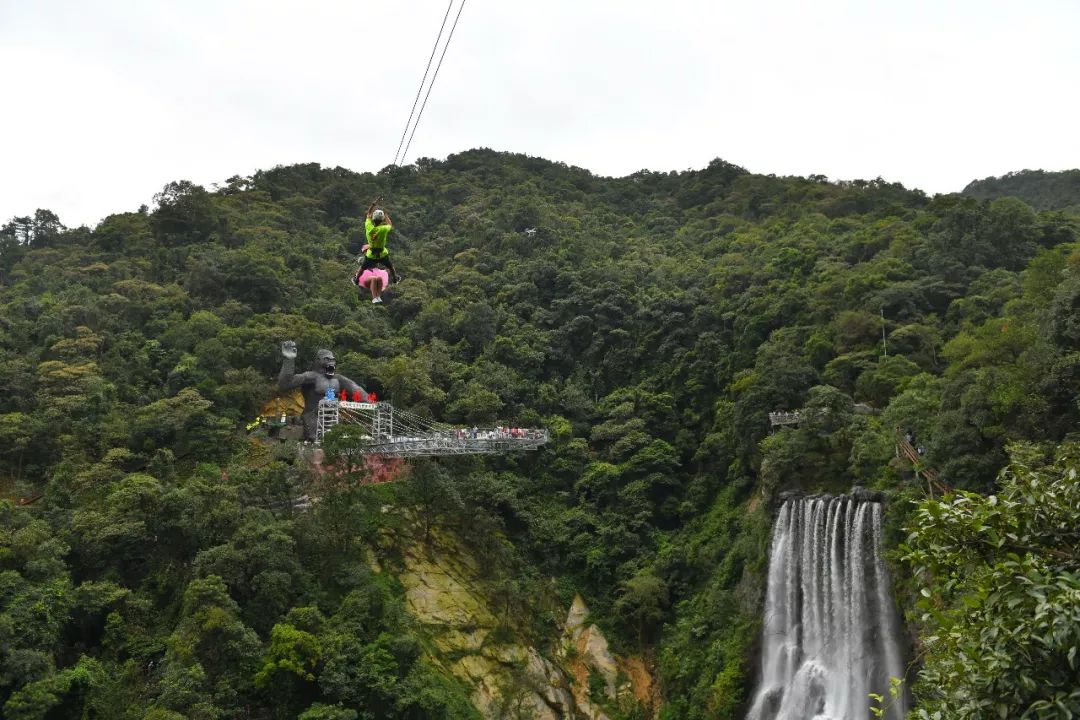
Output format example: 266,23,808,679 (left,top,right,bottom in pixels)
768,411,801,427
314,399,549,456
